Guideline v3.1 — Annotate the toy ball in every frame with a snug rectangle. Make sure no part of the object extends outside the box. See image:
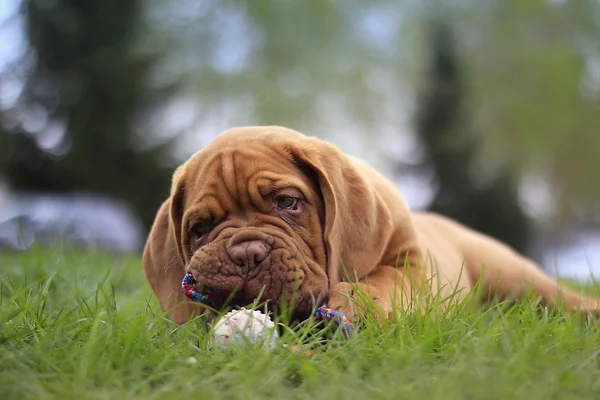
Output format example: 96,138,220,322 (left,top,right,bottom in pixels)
210,308,279,348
